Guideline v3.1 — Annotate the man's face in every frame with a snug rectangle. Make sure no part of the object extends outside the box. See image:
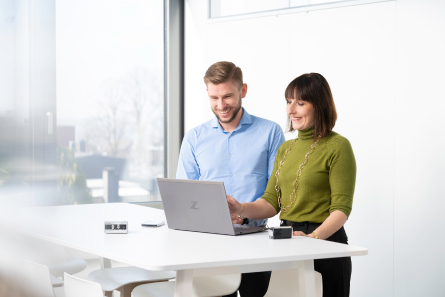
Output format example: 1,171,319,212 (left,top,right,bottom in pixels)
207,80,247,124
